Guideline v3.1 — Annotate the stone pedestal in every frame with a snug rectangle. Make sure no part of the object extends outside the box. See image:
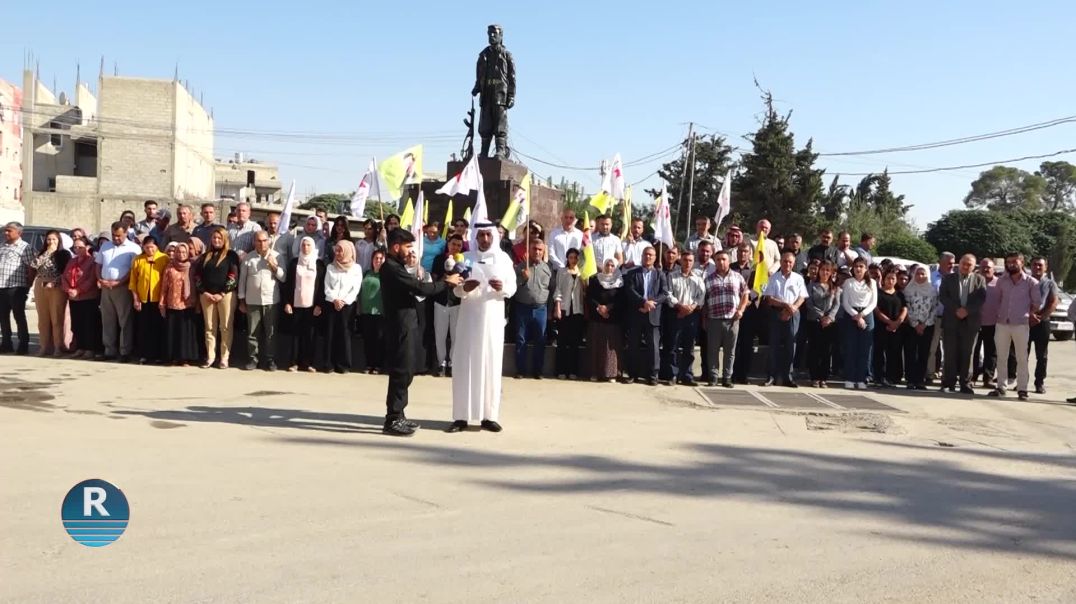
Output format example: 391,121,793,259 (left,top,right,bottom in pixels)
422,157,562,232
